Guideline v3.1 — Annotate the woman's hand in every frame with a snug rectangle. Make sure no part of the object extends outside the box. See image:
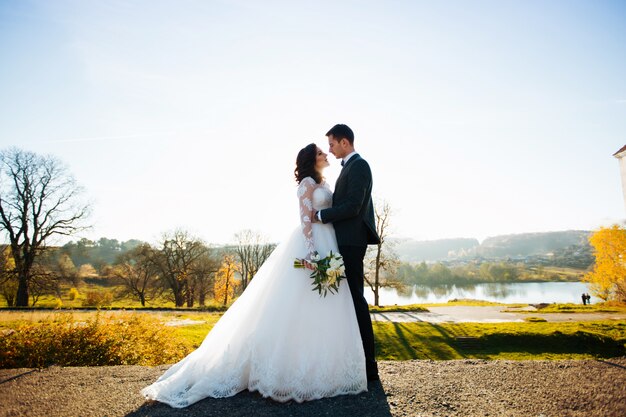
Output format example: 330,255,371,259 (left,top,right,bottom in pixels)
302,259,316,271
